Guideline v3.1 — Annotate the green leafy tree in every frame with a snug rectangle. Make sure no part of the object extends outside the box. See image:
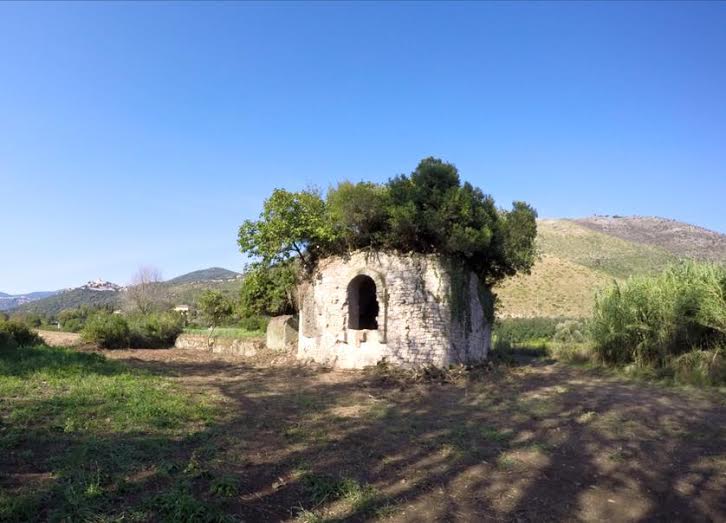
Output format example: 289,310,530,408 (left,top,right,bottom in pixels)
81,313,130,349
239,261,298,317
238,188,337,267
326,181,390,251
197,290,234,344
238,158,538,315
